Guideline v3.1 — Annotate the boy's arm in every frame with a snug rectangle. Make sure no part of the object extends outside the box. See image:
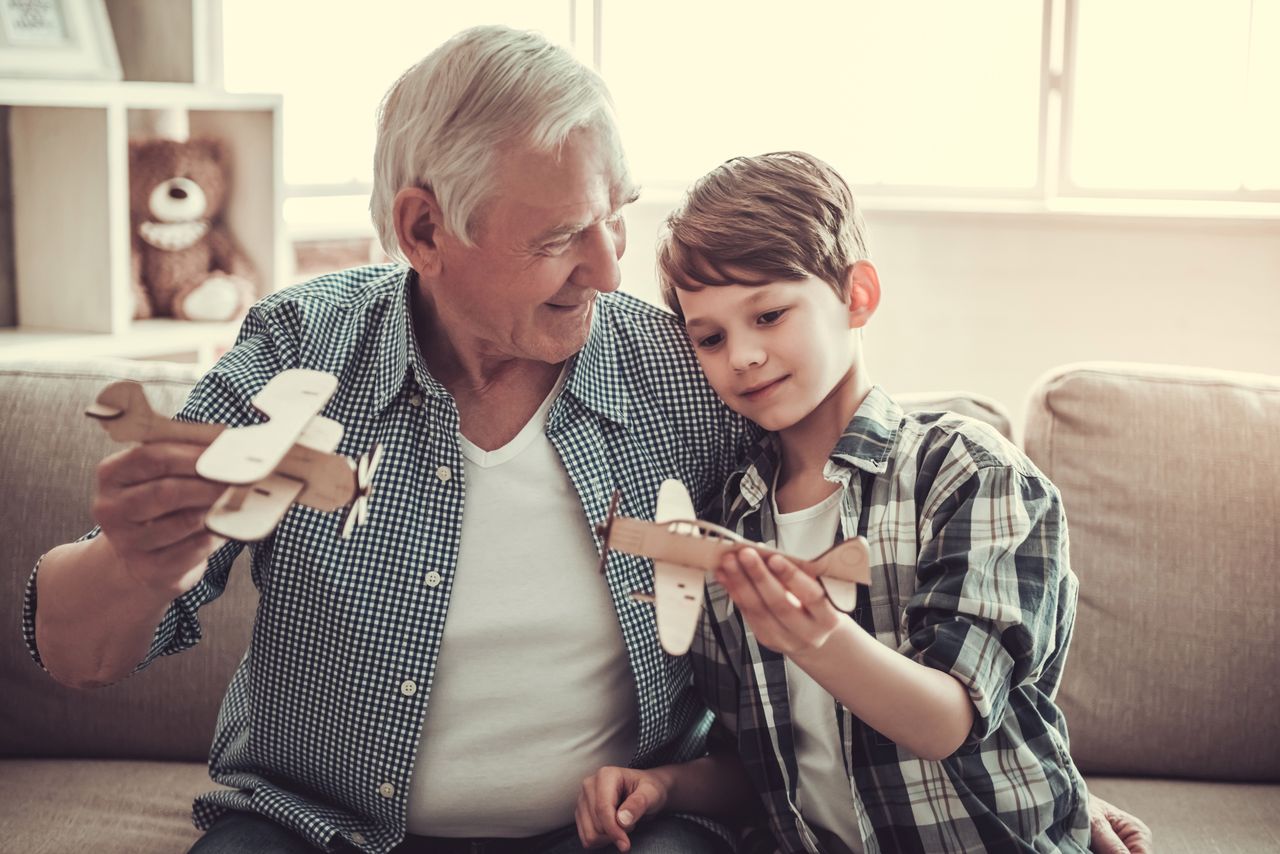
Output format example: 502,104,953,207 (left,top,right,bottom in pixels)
716,460,1069,760
575,752,757,851
716,548,974,760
